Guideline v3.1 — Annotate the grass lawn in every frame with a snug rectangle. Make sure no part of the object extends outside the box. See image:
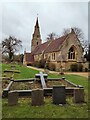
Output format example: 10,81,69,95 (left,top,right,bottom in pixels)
1,63,89,118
